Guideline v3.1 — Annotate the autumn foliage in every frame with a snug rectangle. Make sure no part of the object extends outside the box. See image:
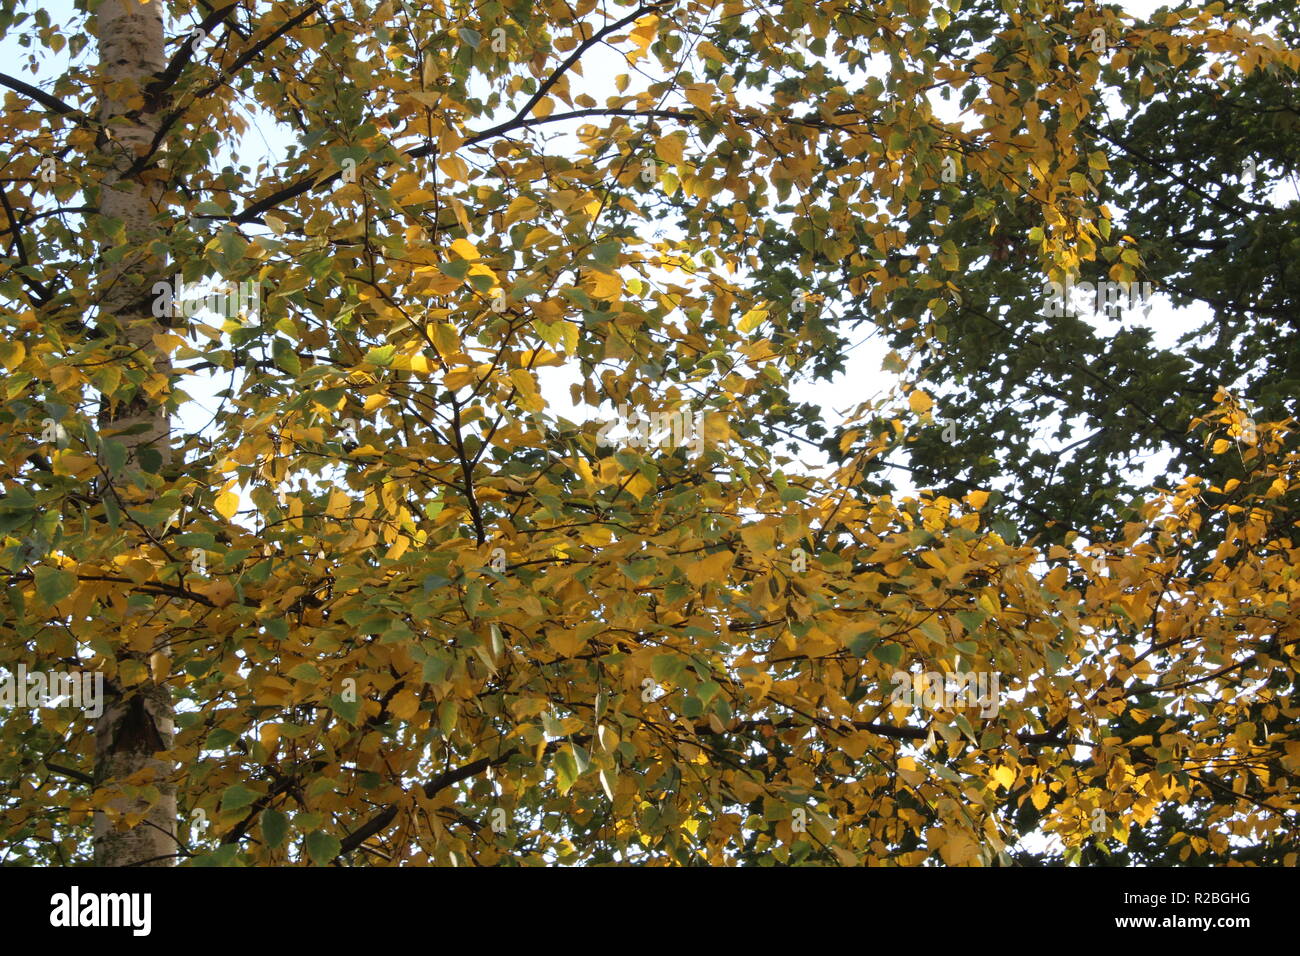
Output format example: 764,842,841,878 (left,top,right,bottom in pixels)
0,0,1296,865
